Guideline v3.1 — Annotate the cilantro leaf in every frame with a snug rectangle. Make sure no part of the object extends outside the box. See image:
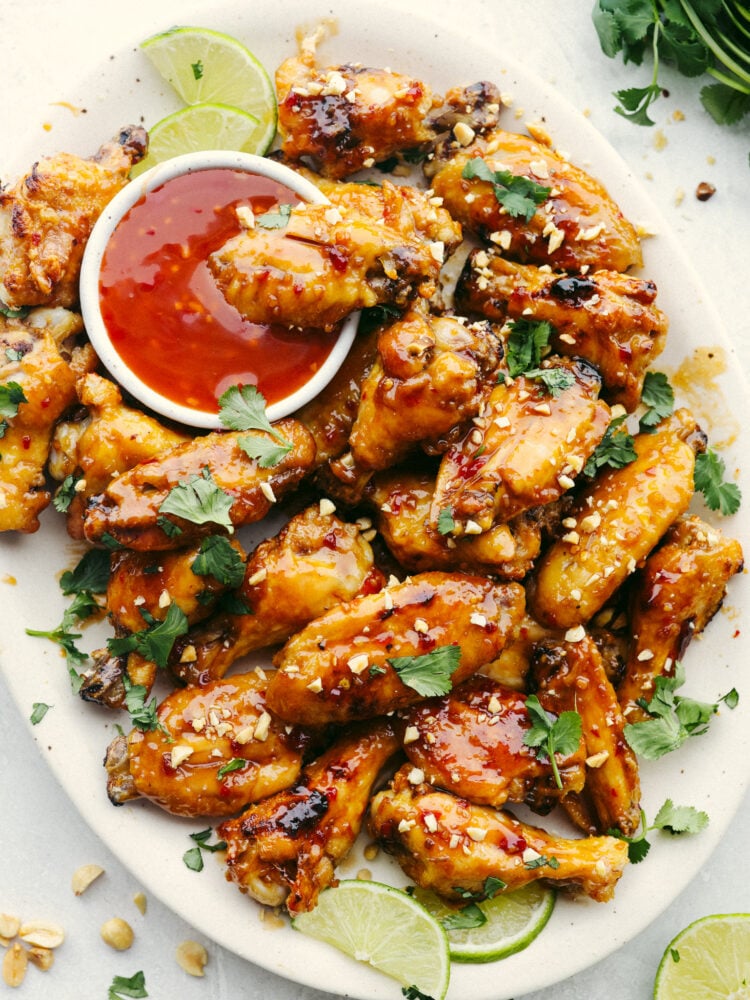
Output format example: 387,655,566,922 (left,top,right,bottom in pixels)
191,59,203,81
184,827,226,870
388,644,461,698
219,384,275,433
639,371,674,431
441,902,487,931
694,447,741,515
701,83,750,125
26,589,99,687
462,158,551,221
60,548,110,596
159,470,235,531
238,432,292,468
255,203,292,229
583,414,637,476
523,694,582,790
217,757,249,779
505,318,554,377
0,380,26,419
122,675,167,735
108,971,148,999
523,366,576,397
614,84,663,125
523,853,560,870
183,846,204,872
653,799,709,835
52,473,80,513
192,536,246,588
30,702,51,725
483,875,507,897
402,988,435,1000
436,507,456,536
108,603,189,670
